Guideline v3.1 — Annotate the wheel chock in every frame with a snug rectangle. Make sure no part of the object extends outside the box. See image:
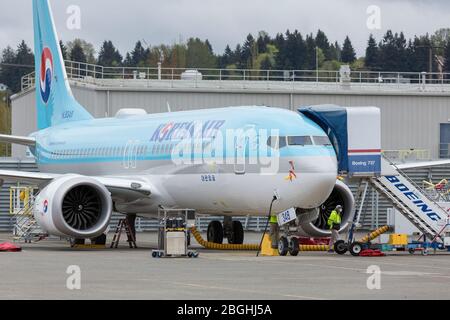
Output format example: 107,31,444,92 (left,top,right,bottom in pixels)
260,234,279,256
360,249,385,257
